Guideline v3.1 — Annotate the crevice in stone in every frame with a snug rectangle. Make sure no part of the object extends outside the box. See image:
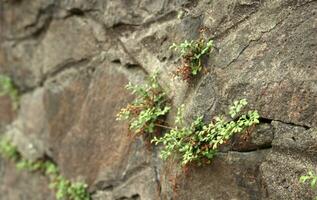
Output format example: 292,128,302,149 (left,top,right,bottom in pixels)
38,58,90,87
259,117,273,124
142,10,178,29
110,10,178,34
42,153,58,166
260,117,311,130
116,38,147,74
116,194,140,200
111,58,141,69
212,9,258,41
112,22,140,31
231,144,273,153
214,0,313,42
224,34,262,68
94,163,150,192
67,8,85,16
24,4,55,31
60,6,101,20
3,3,56,42
218,148,271,156
19,57,93,95
295,0,316,8
153,166,162,200
221,1,308,69
182,0,199,9
119,164,150,185
149,145,163,200
274,120,311,130
111,59,122,64
93,182,114,192
2,0,23,5
131,194,141,200
125,63,141,69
